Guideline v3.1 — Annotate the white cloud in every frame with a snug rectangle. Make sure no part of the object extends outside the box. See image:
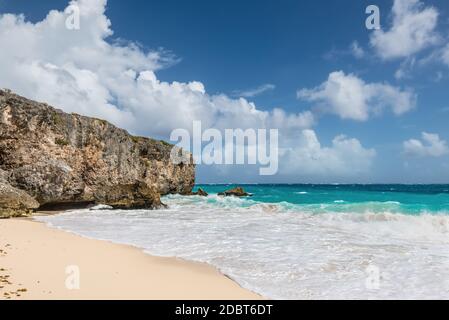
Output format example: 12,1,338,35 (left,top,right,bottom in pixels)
323,41,365,60
233,84,275,98
403,132,449,157
395,58,416,80
370,0,440,60
0,0,312,139
0,0,380,180
281,130,376,176
297,71,416,121
415,43,449,70
350,41,365,59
